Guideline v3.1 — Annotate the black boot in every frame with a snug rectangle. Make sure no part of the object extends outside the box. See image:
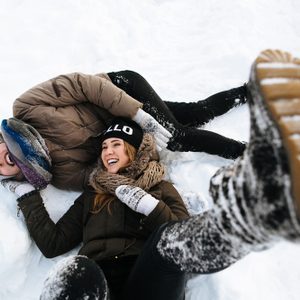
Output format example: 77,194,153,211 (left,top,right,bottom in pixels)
157,49,300,274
